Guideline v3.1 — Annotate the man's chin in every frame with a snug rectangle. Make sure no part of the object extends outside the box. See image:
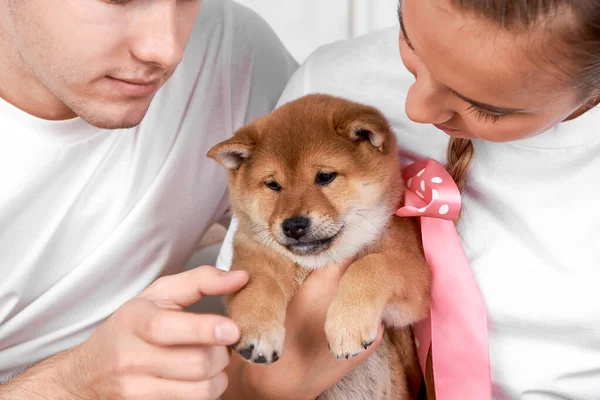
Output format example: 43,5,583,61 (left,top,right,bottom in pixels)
88,119,143,130
73,98,153,130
